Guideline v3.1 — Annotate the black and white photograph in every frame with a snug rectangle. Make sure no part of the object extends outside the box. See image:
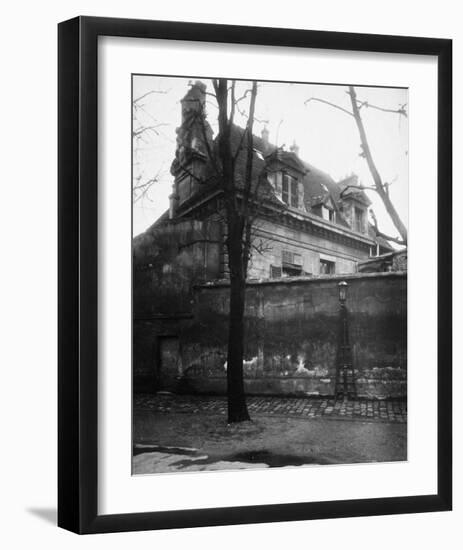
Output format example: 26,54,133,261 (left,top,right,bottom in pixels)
0,0,456,543
132,76,408,475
